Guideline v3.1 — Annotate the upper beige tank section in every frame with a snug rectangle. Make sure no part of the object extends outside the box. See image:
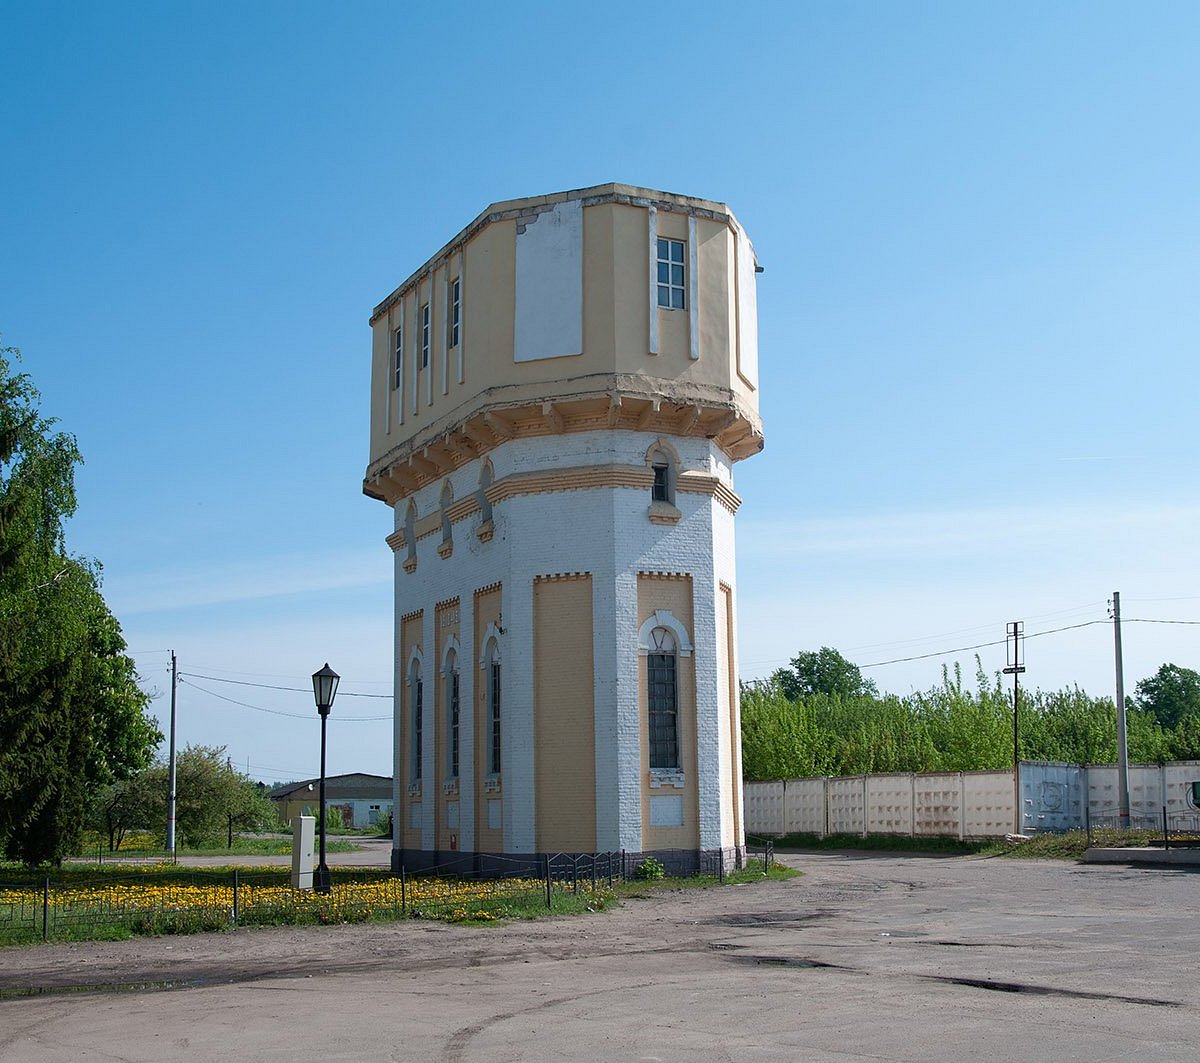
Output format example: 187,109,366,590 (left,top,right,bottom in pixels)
365,183,763,504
